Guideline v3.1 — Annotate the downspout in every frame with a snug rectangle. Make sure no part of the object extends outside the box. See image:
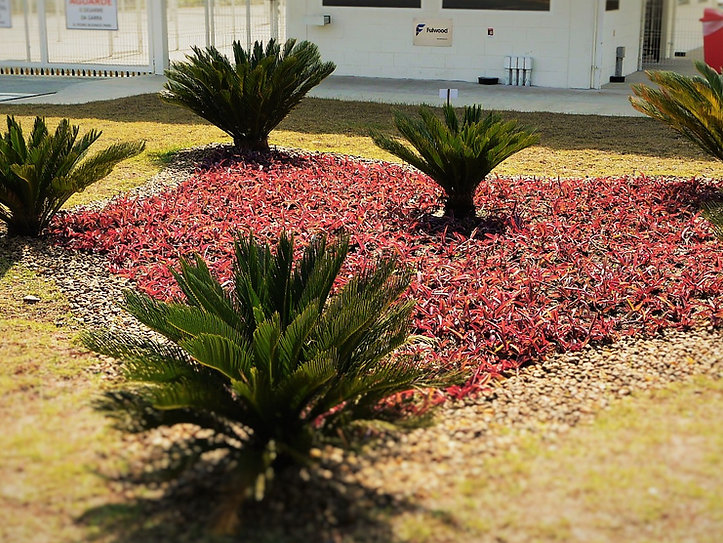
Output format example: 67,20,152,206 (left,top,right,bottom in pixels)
590,0,606,89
